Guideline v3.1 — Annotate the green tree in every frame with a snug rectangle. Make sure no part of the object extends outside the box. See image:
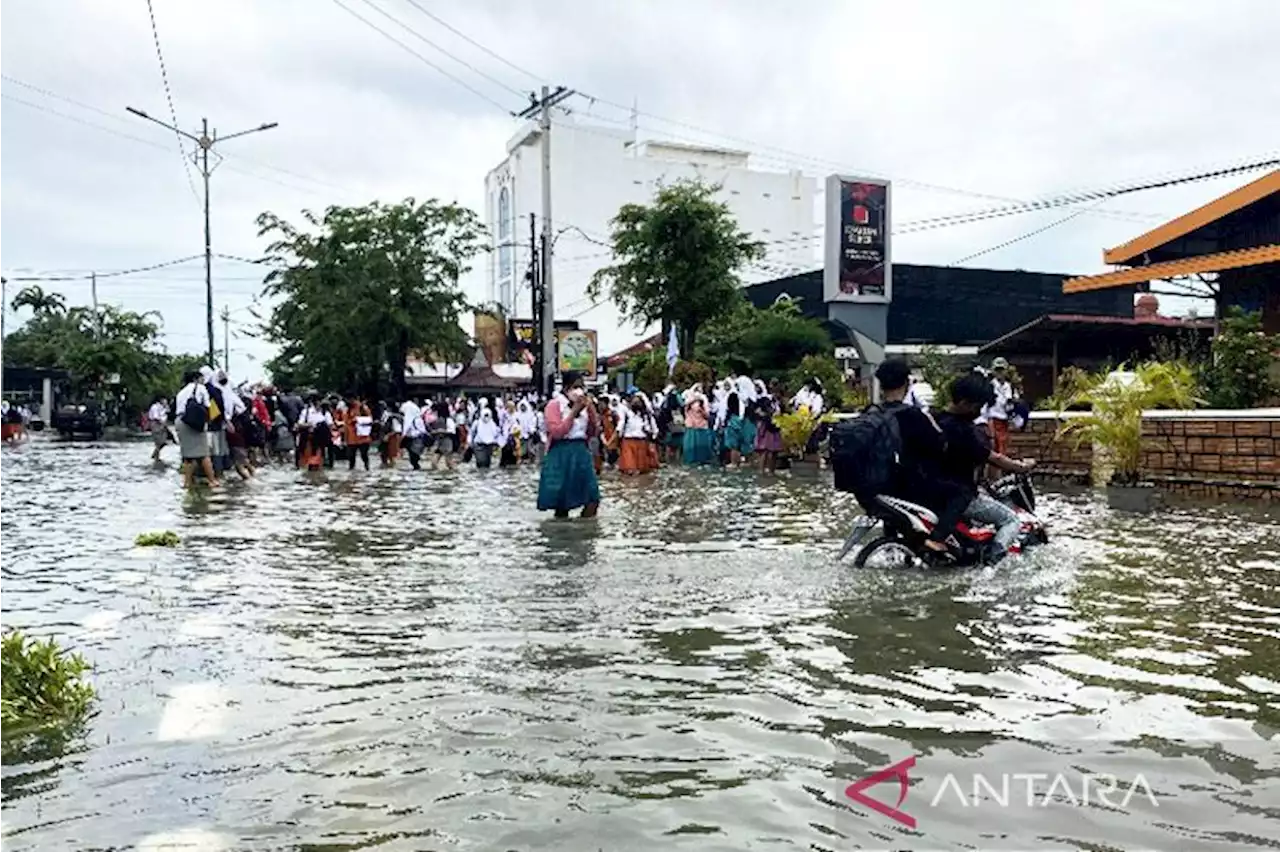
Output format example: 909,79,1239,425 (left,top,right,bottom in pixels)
698,299,831,380
256,198,485,399
1201,308,1280,408
588,180,765,359
4,296,187,416
9,285,67,317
